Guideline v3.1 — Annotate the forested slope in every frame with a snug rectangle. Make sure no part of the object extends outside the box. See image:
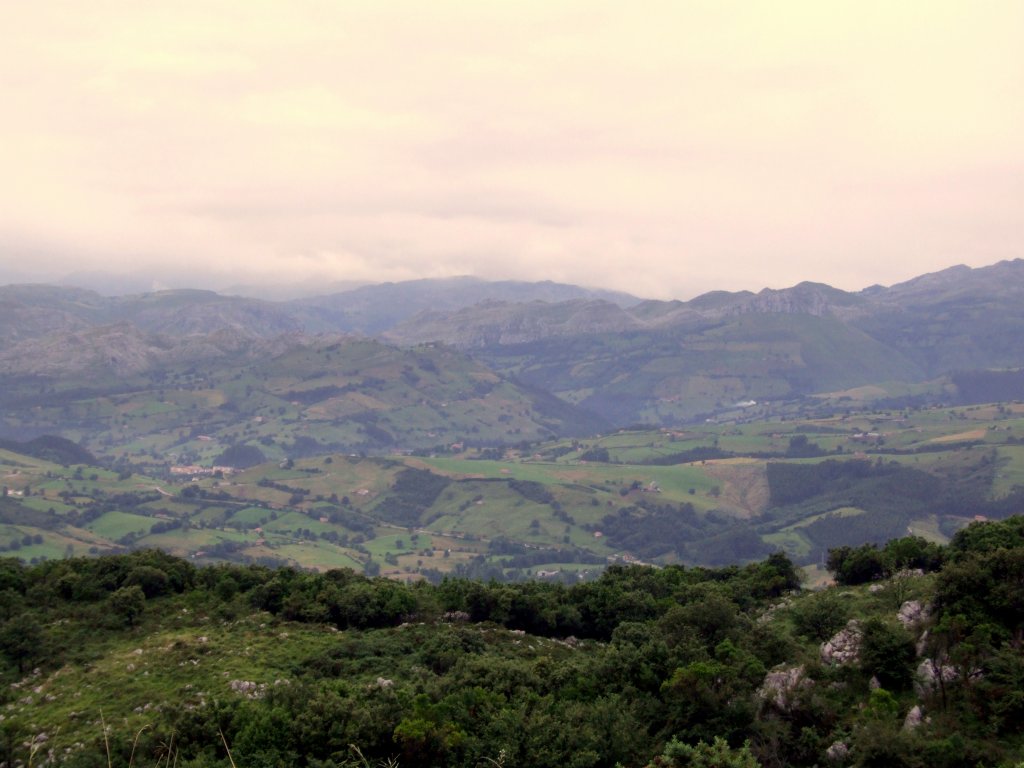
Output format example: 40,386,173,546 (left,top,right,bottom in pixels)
2,518,1023,767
